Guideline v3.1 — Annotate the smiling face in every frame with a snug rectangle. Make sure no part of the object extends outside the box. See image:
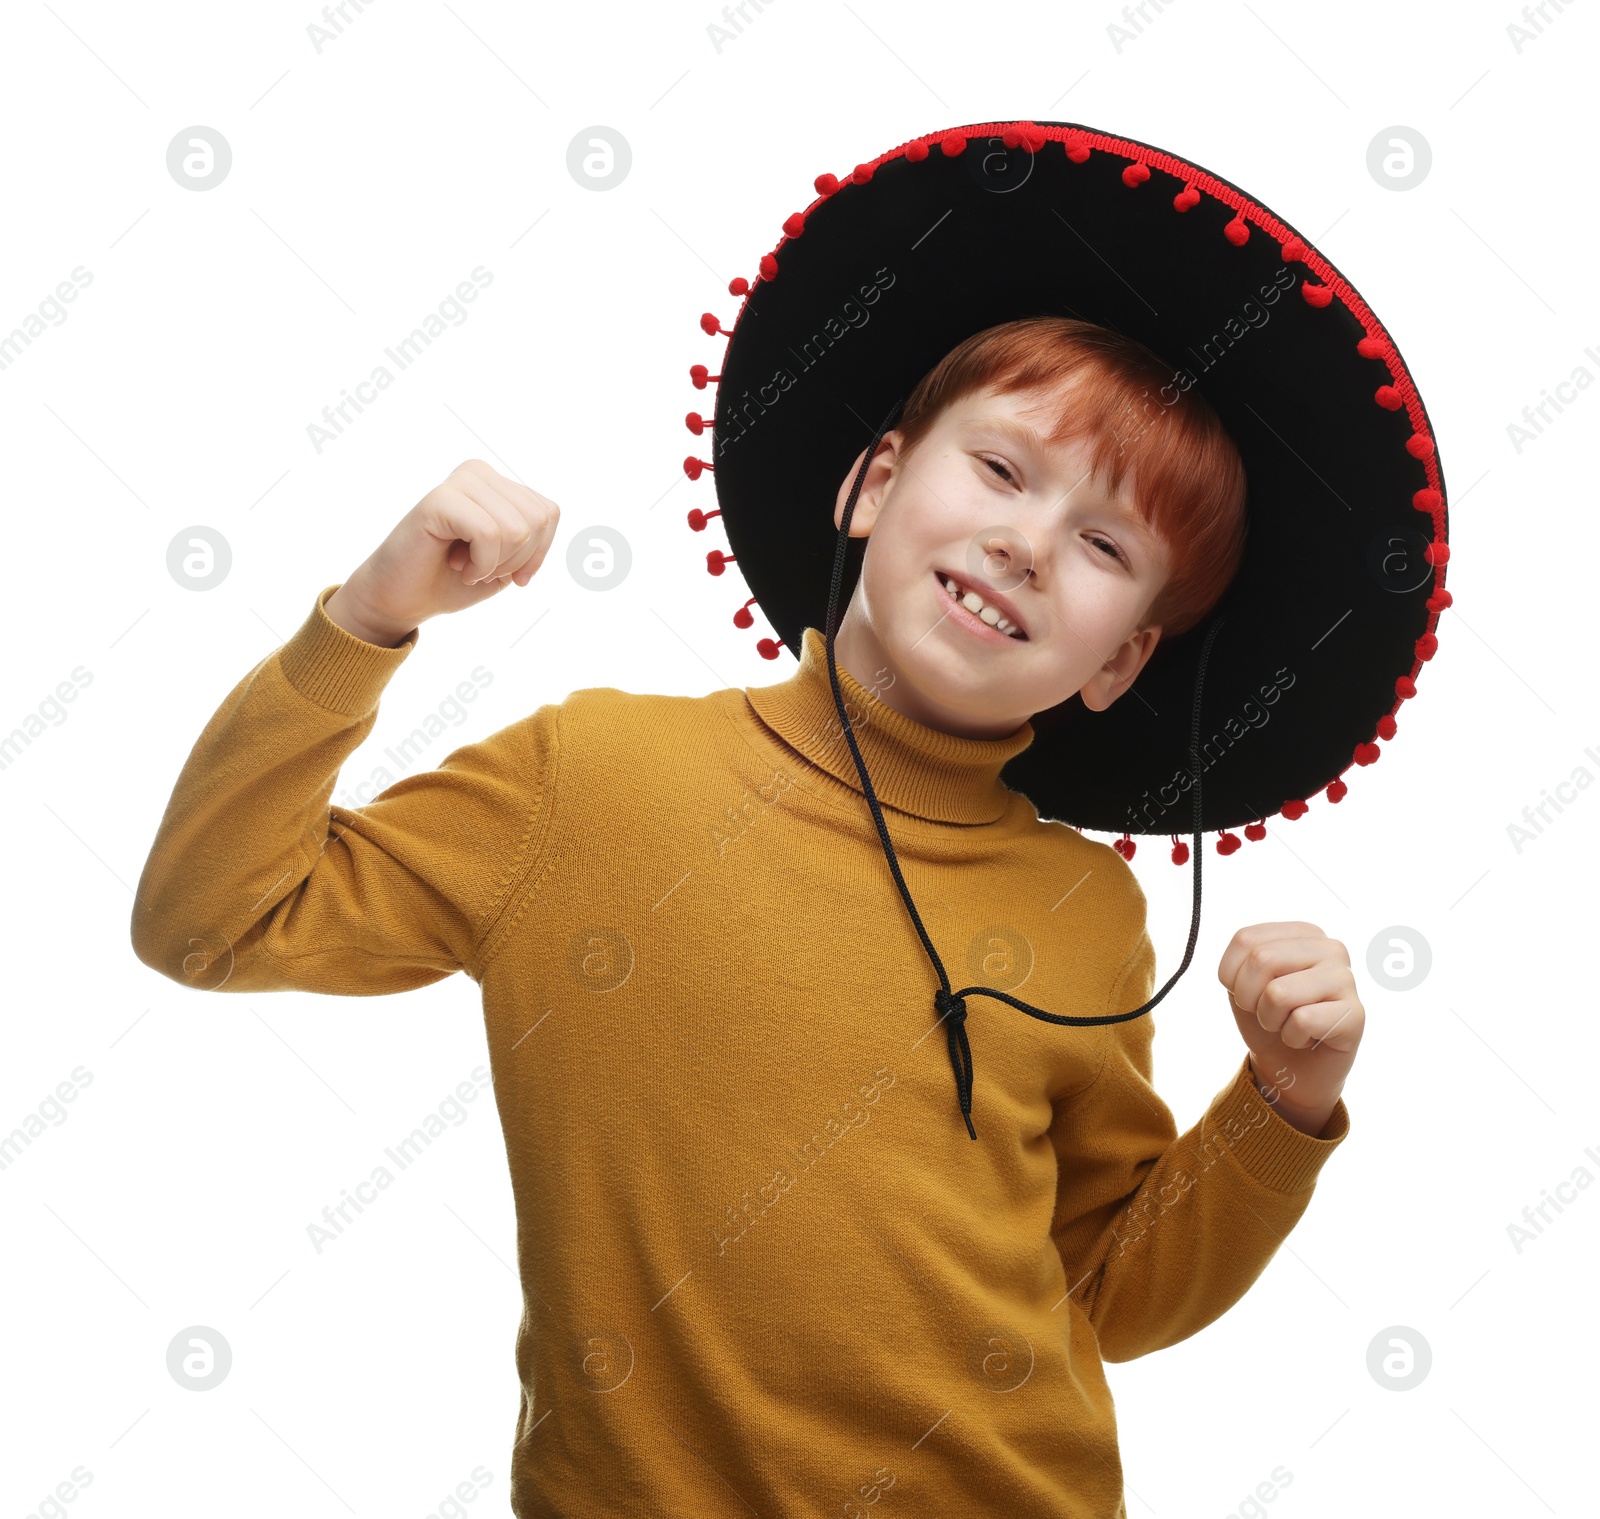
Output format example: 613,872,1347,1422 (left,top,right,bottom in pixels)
828,380,1176,740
